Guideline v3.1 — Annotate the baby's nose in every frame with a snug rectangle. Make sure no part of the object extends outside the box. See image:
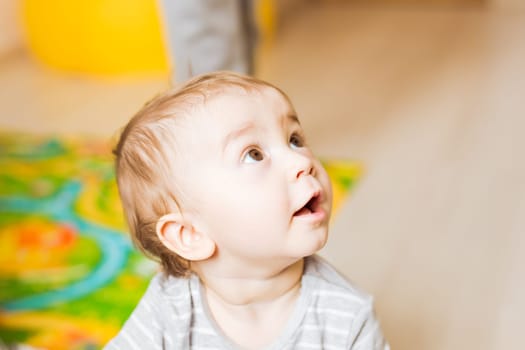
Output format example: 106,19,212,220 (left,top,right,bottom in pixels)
292,153,315,180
